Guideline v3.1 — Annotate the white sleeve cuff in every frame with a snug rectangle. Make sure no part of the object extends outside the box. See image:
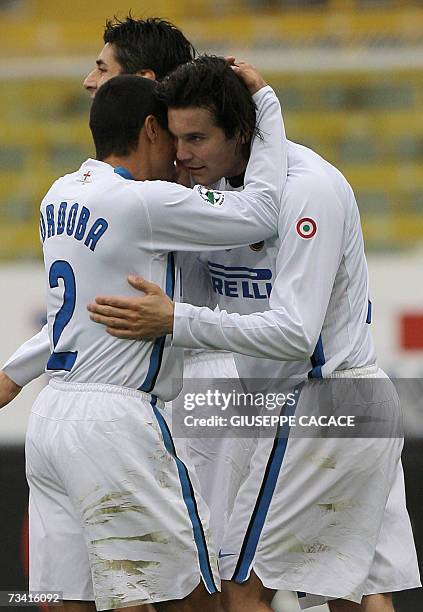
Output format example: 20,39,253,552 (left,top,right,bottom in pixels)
173,302,203,350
